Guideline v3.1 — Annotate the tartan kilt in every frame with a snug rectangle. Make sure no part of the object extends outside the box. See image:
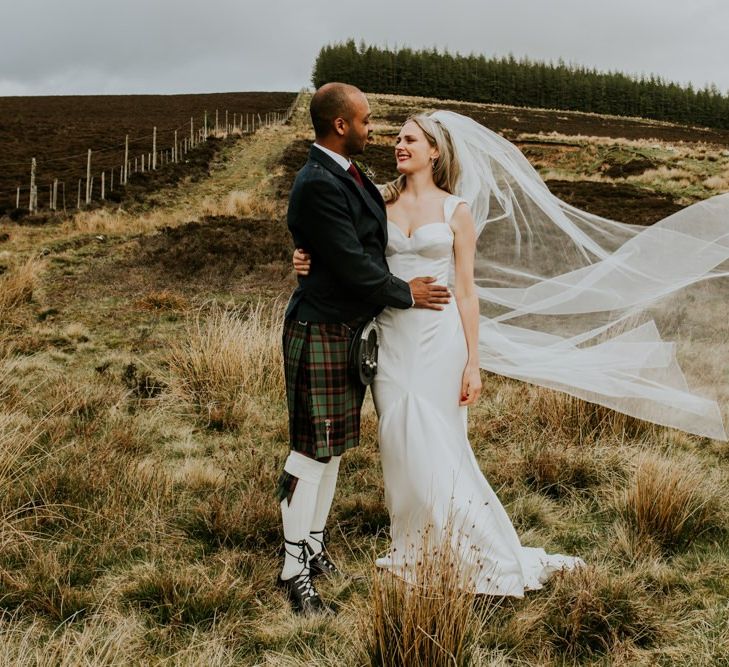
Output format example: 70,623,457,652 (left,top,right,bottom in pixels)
282,318,367,461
